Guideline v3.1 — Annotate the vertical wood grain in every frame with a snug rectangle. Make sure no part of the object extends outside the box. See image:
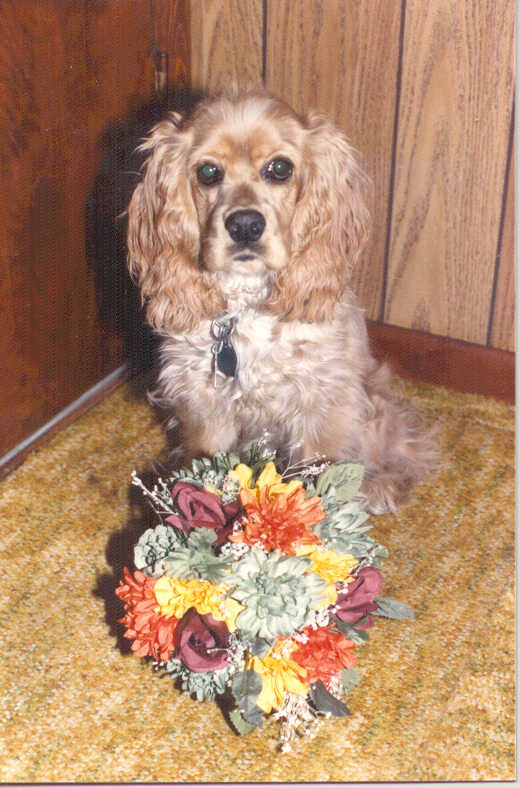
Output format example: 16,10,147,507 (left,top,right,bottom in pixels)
489,135,515,351
151,0,191,94
190,0,263,93
188,0,514,351
0,0,190,458
384,0,515,344
265,0,403,320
